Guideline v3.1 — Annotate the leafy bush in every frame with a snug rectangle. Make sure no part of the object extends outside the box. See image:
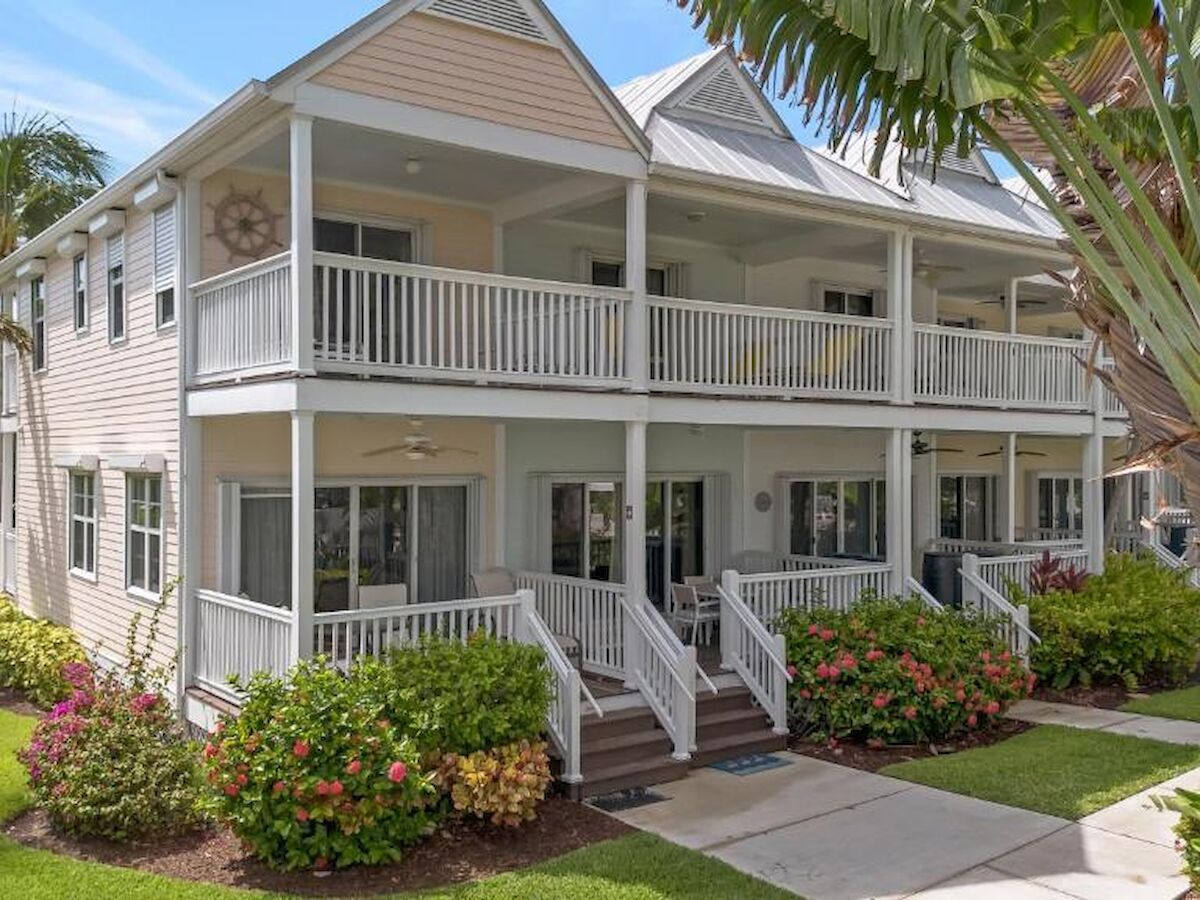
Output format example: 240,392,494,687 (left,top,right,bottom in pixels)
206,660,435,872
0,596,88,706
356,632,553,756
19,598,204,840
1028,551,1090,595
434,740,552,827
780,597,1032,745
1023,553,1200,690
1155,787,1200,891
